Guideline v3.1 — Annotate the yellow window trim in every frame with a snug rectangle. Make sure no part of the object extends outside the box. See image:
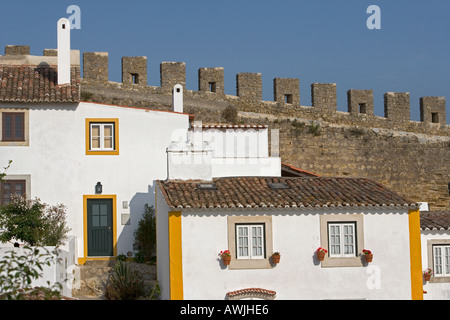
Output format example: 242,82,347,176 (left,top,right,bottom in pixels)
168,211,183,300
85,118,119,155
79,195,117,265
